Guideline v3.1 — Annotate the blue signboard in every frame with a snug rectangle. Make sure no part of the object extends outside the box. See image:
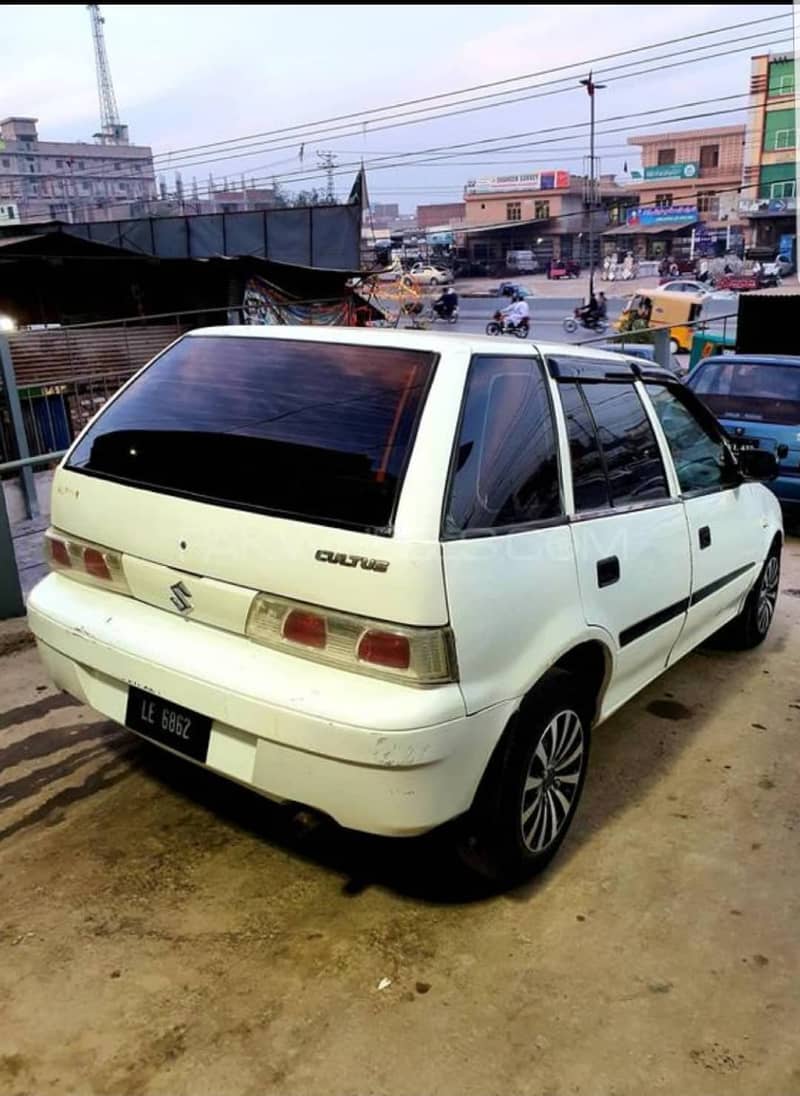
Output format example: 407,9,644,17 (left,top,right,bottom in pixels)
626,205,698,228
